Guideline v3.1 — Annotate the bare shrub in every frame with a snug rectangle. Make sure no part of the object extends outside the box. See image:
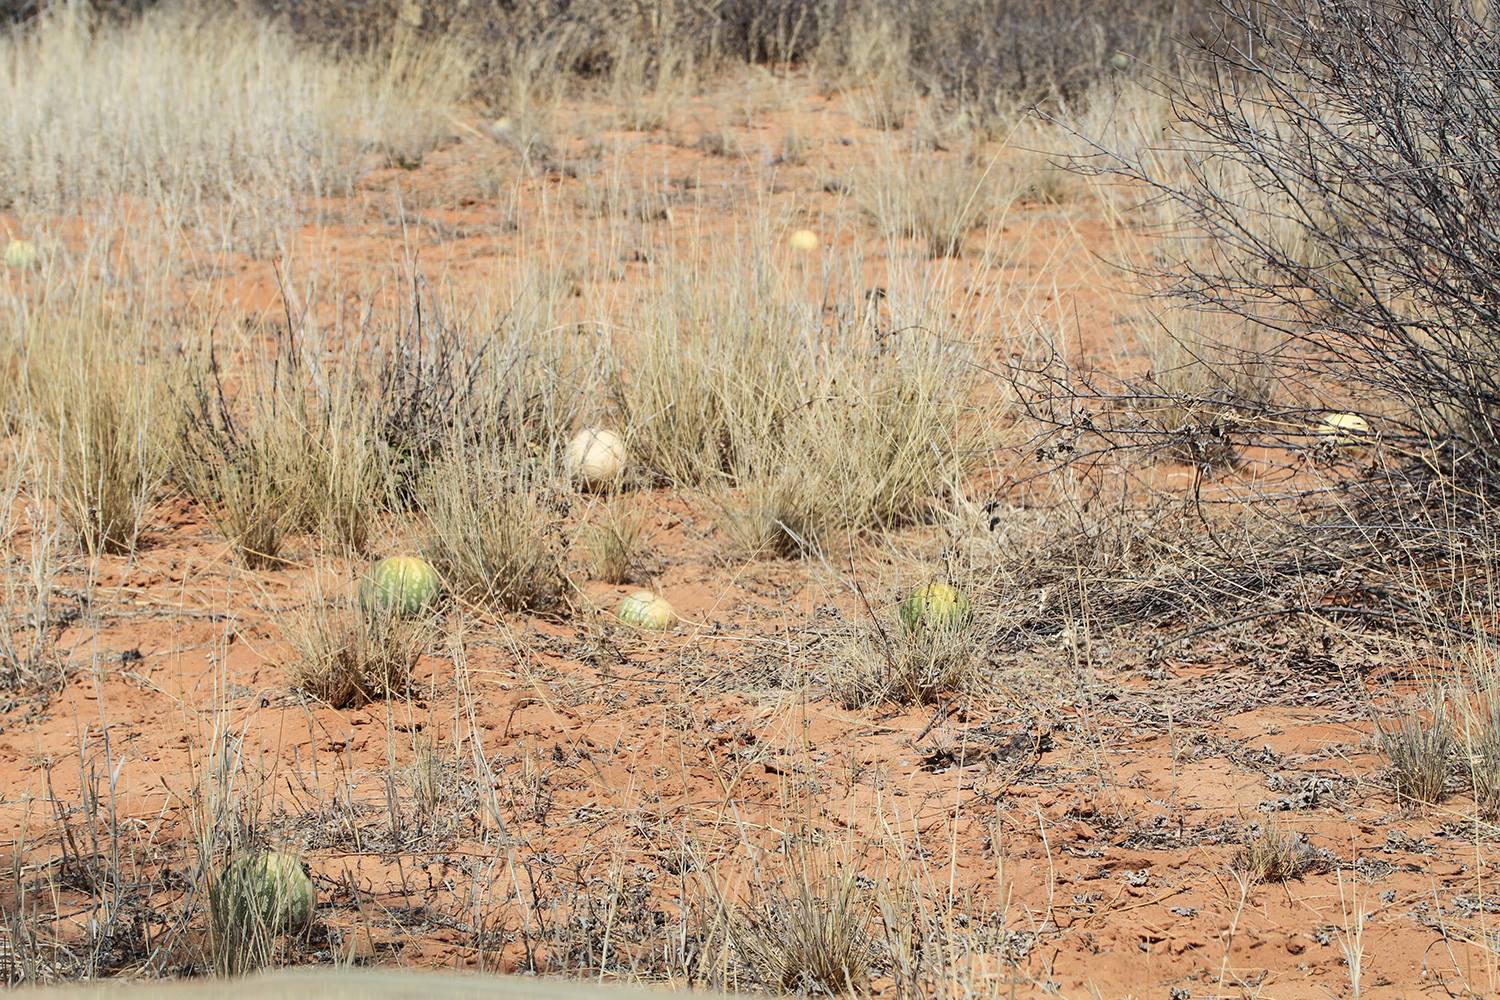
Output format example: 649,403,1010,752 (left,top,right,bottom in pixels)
1068,0,1500,474
1008,0,1500,662
1135,308,1275,470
